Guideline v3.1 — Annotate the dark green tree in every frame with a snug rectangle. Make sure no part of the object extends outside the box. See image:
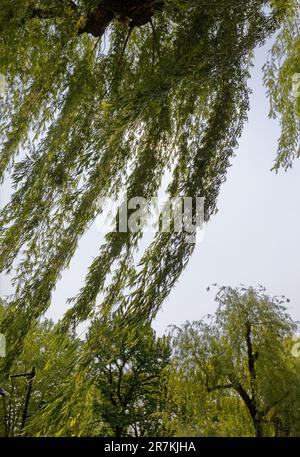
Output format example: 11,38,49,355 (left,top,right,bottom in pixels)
25,314,171,436
0,0,299,374
90,317,171,437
